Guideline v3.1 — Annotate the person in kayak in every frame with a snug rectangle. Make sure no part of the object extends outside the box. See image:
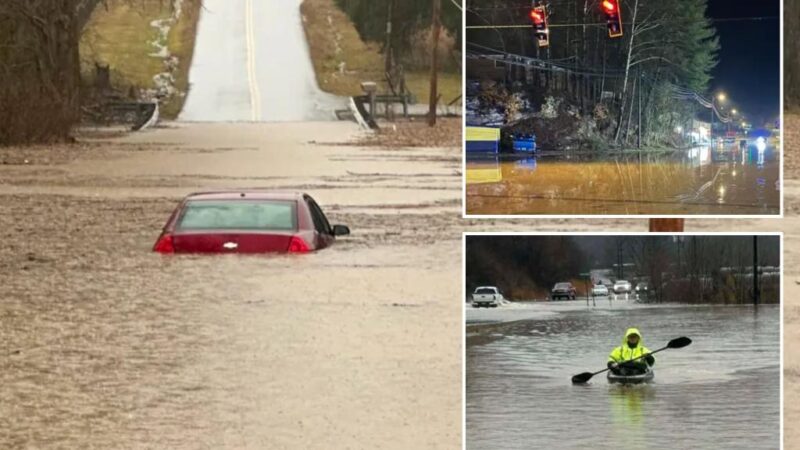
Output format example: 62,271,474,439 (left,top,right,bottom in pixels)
607,328,655,376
